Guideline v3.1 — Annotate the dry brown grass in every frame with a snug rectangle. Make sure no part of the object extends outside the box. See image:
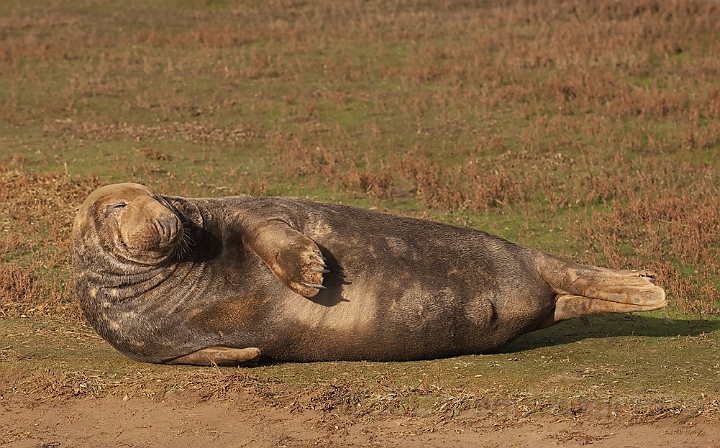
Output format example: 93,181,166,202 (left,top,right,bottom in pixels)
1,0,719,319
0,168,101,320
2,3,720,435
